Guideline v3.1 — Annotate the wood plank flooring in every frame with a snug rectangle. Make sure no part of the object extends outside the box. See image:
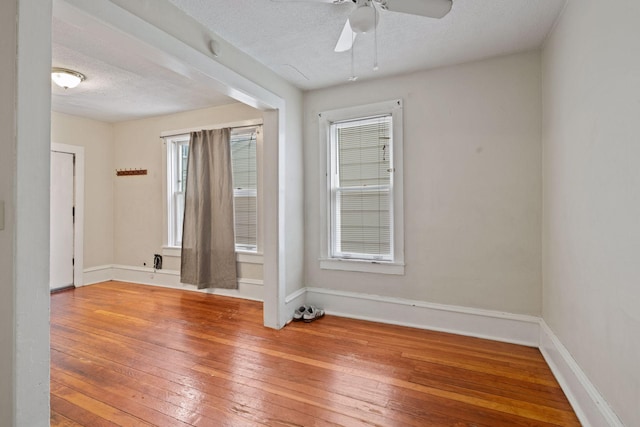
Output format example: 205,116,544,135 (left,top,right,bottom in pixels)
51,281,580,426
